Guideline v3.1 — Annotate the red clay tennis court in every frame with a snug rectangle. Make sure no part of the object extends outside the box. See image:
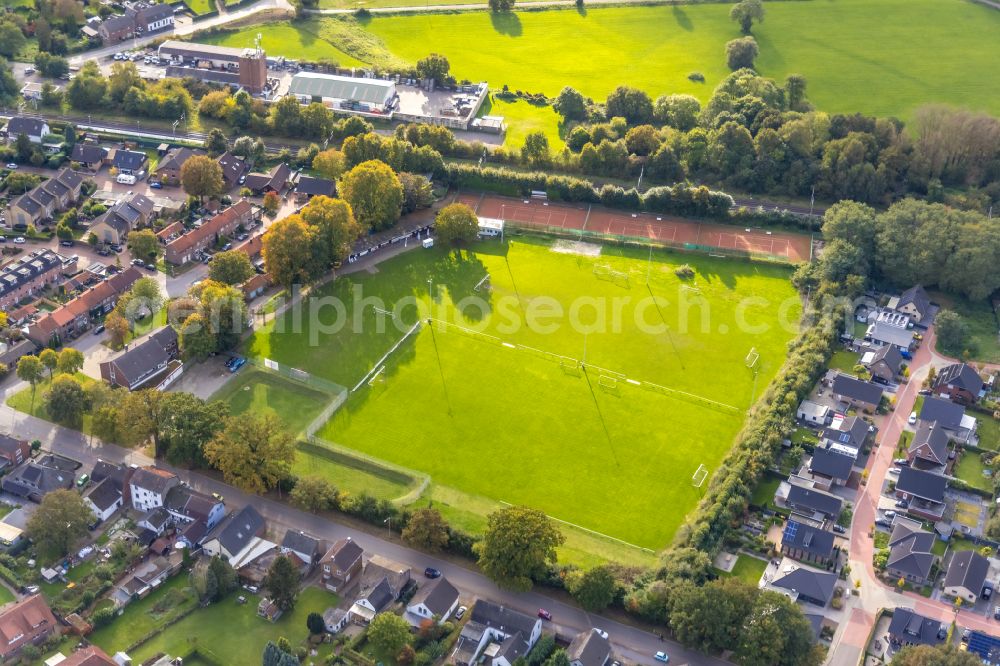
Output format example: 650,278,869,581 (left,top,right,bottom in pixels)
452,193,812,262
